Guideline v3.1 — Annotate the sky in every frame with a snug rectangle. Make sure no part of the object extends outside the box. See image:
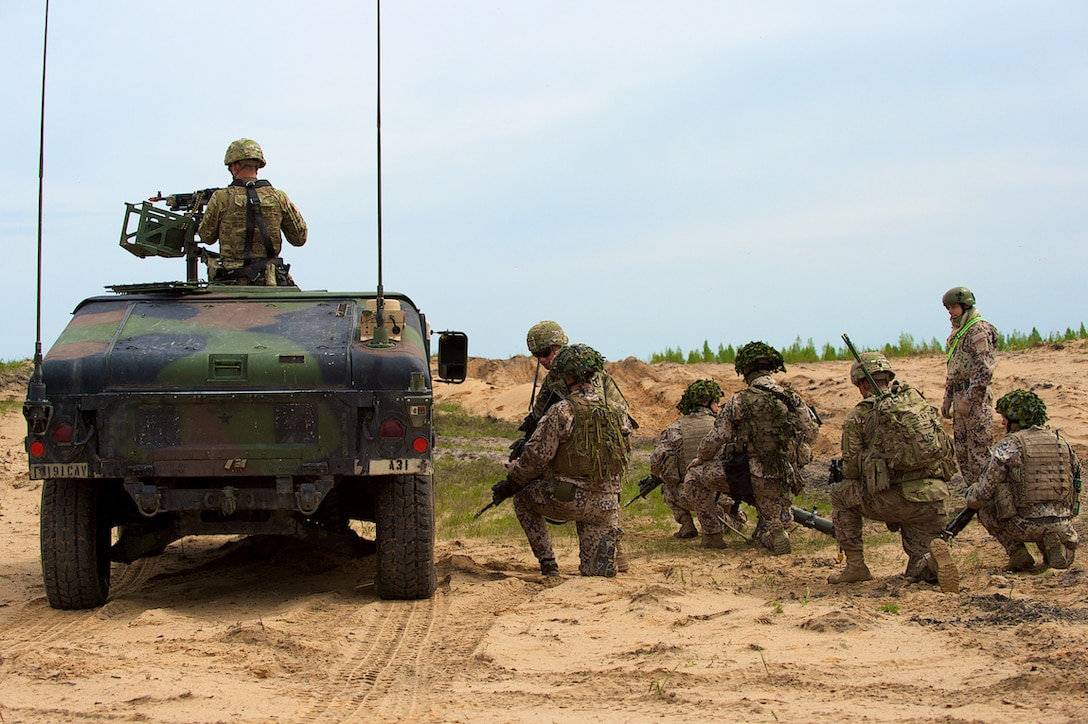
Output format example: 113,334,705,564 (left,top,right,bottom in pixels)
2,1,1086,365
